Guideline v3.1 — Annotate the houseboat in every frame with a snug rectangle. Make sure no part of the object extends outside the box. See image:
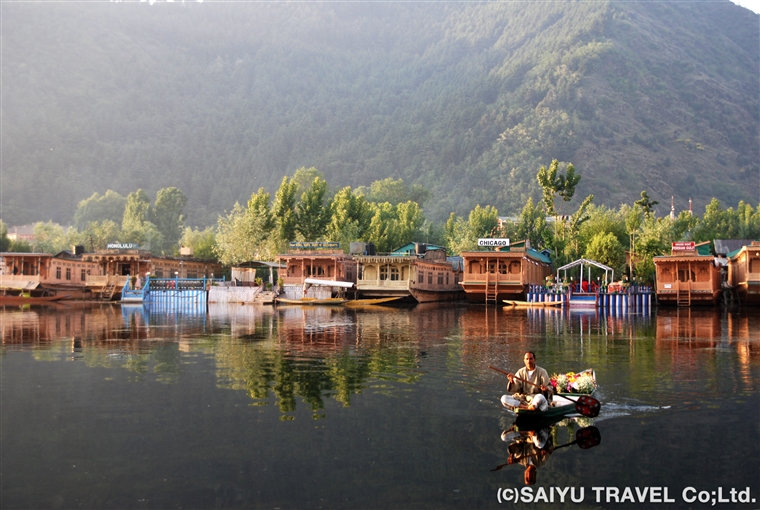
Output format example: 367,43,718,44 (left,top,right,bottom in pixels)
459,240,553,304
276,242,357,300
0,248,100,299
82,245,222,300
653,241,722,306
353,243,465,303
727,241,760,305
